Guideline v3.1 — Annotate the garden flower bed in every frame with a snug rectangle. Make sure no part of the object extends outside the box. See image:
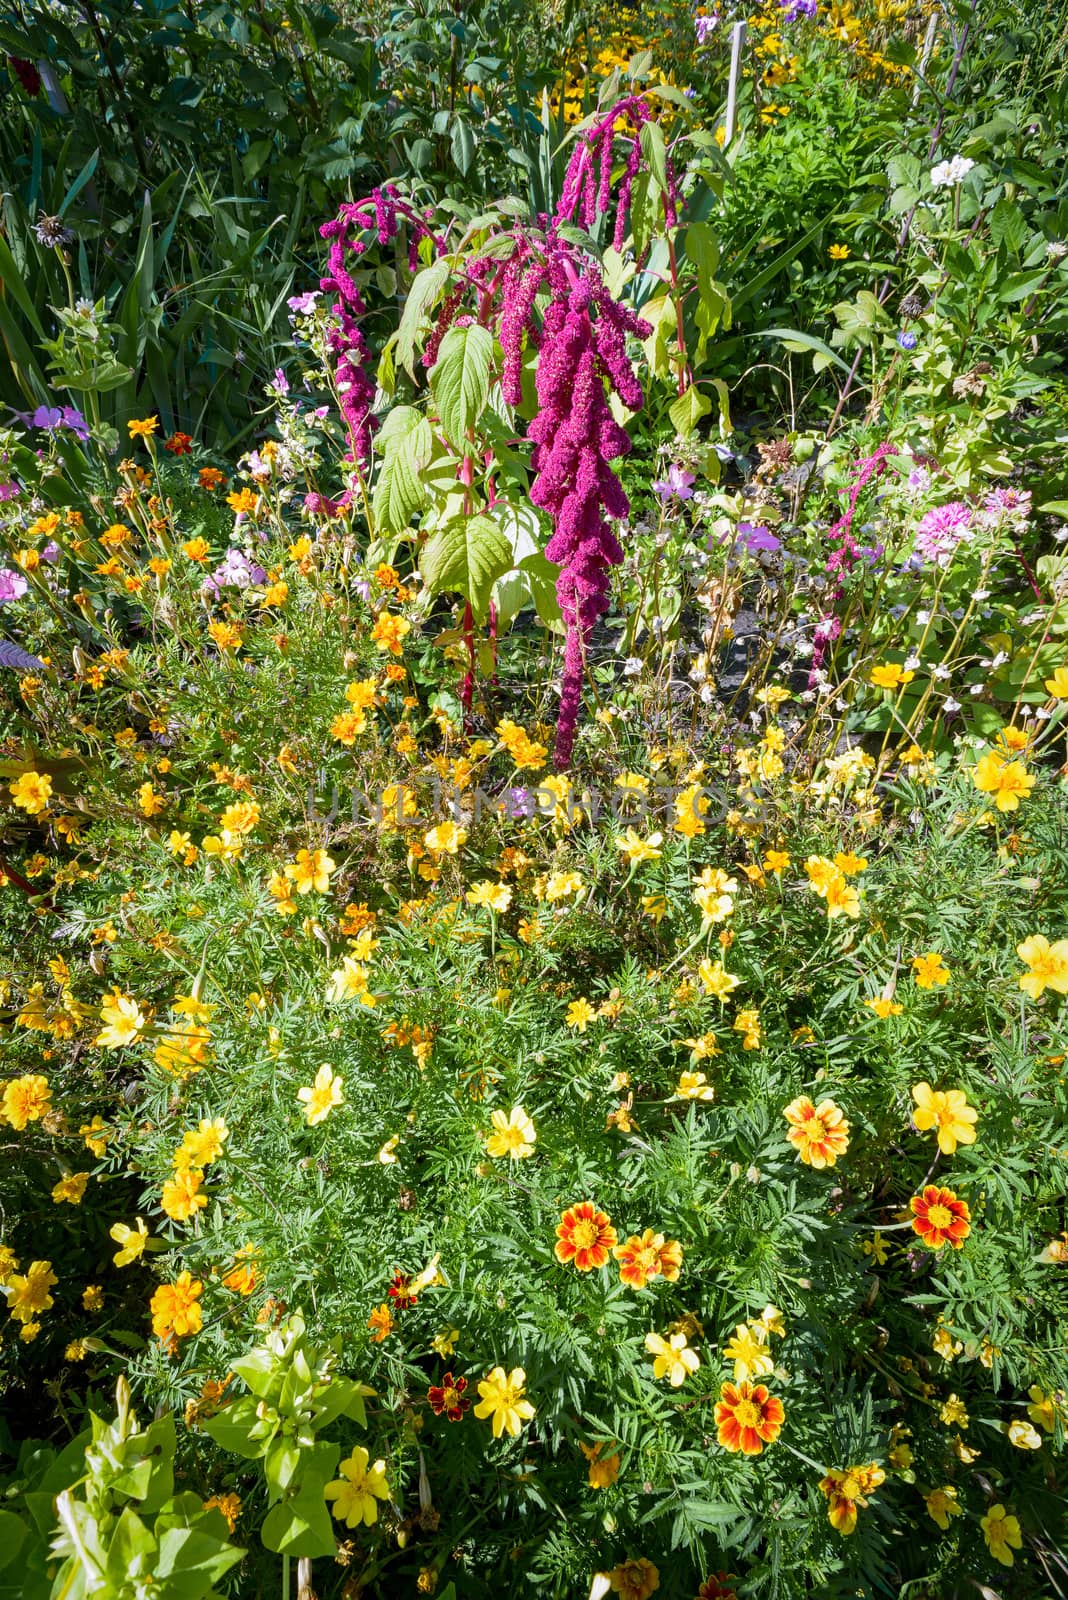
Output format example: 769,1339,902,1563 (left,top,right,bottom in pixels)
1,2,1066,1596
